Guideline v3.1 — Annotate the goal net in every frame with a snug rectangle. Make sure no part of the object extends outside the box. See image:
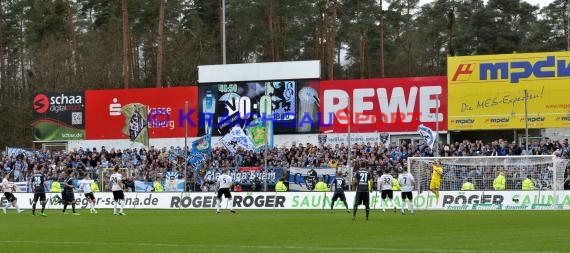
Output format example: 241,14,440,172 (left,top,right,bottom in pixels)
407,155,570,209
